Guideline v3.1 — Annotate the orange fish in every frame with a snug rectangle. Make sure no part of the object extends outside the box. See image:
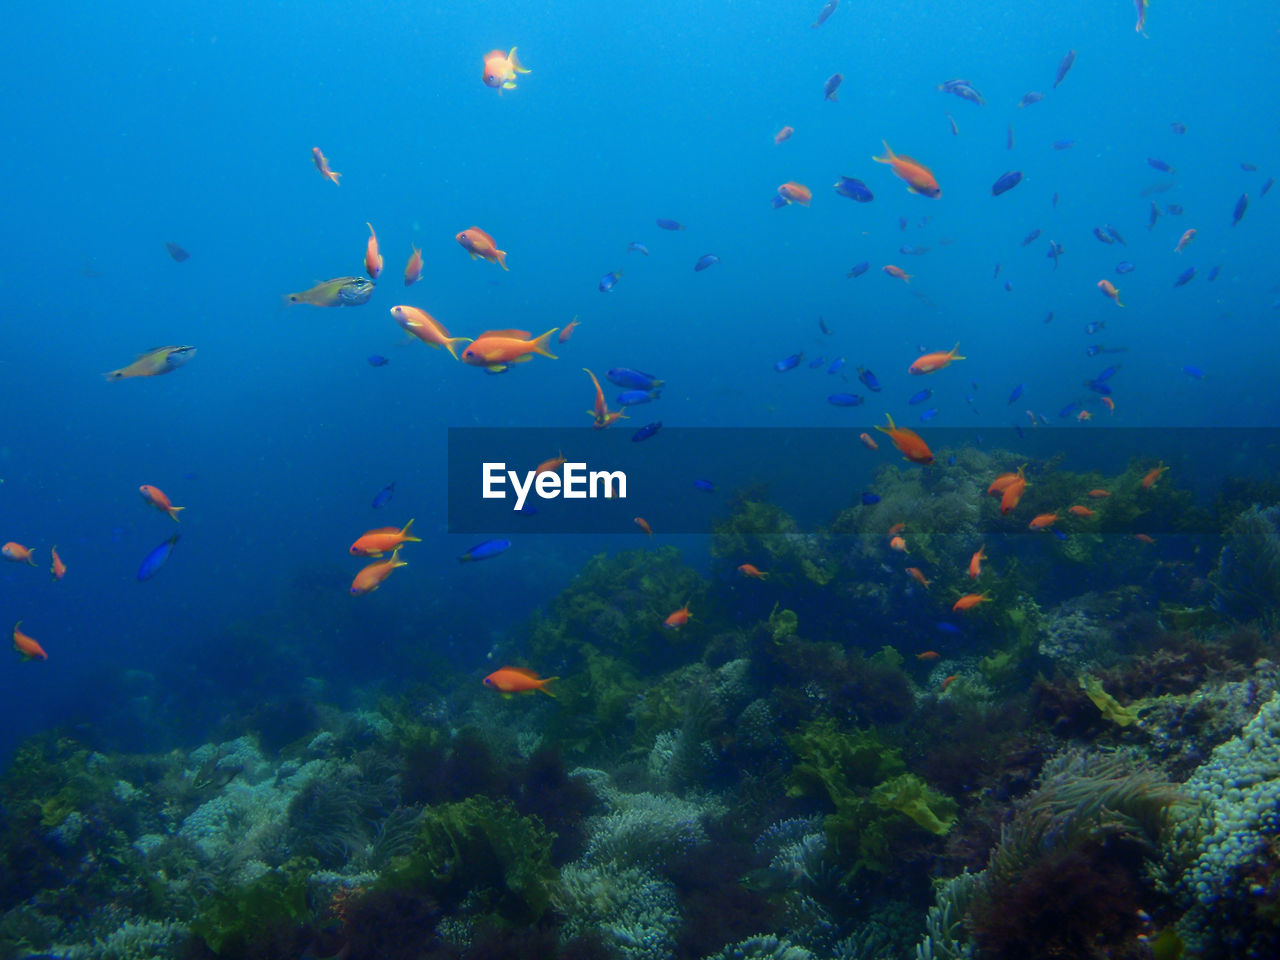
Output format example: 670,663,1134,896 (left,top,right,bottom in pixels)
738,563,768,579
364,223,383,279
456,227,508,270
1098,279,1125,306
1068,505,1096,518
349,520,421,558
1028,512,1058,530
887,522,906,536
391,305,472,361
635,517,653,537
1087,489,1111,498
482,47,530,92
535,452,566,475
890,536,909,553
50,546,65,581
882,264,913,282
859,432,879,450
140,485,184,521
1102,396,1115,413
483,666,557,697
1000,473,1027,515
916,650,940,661
558,317,581,343
1141,463,1168,489
875,413,933,465
582,368,627,428
350,547,407,595
777,182,812,206
1174,228,1197,253
12,622,47,661
987,472,1021,496
953,592,991,612
461,329,559,370
968,545,986,579
873,141,941,198
909,343,966,375
311,147,340,185
404,246,423,286
1133,533,1156,544
941,674,959,691
774,125,794,144
2,543,36,566
664,603,692,629
906,567,930,588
